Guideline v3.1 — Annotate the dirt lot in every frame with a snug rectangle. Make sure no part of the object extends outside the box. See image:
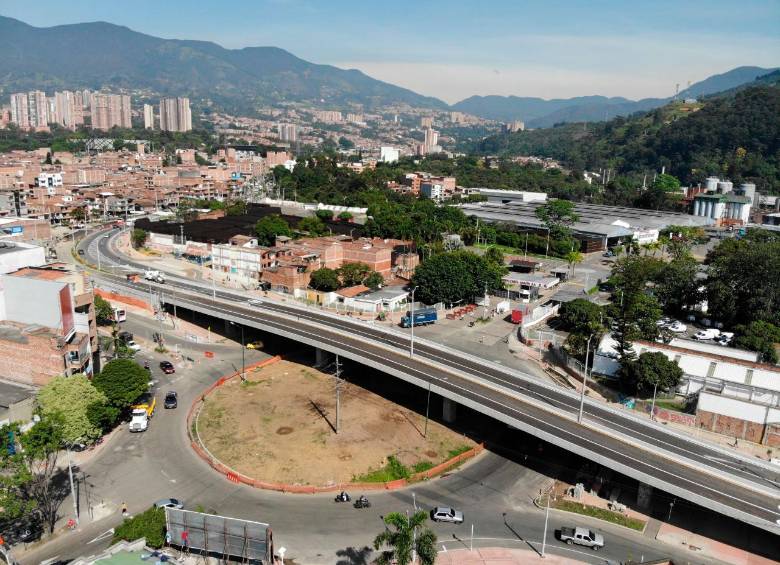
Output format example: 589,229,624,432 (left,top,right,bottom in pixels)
197,359,474,486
